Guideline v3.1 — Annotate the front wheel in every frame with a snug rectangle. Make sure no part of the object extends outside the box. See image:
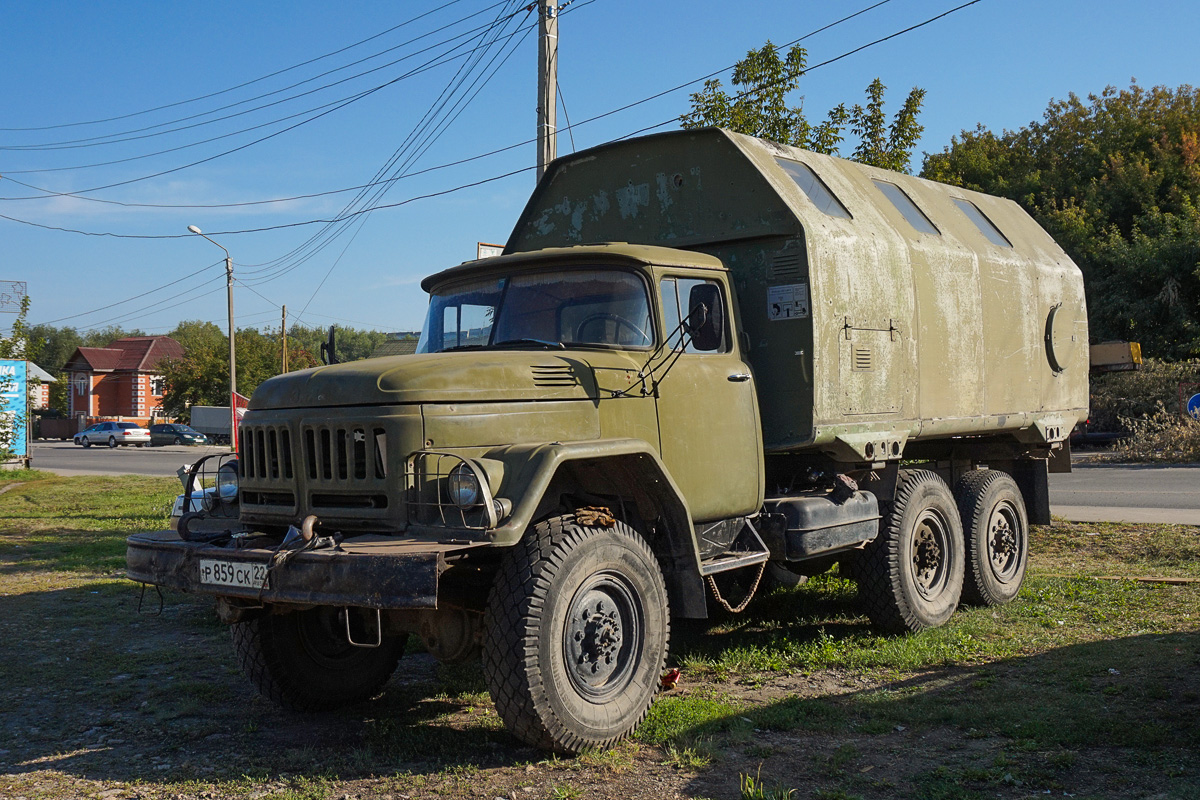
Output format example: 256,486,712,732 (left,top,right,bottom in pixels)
955,469,1028,606
231,606,405,711
857,469,964,633
483,515,670,753
80,437,91,448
